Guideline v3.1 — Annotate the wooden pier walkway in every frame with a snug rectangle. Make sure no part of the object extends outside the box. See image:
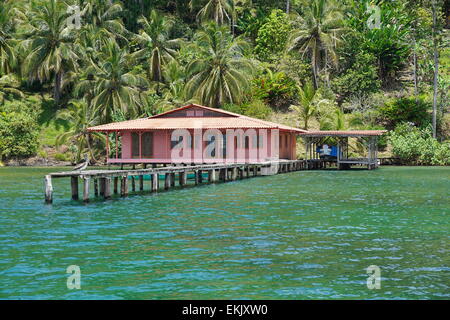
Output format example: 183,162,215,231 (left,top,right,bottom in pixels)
44,160,310,204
